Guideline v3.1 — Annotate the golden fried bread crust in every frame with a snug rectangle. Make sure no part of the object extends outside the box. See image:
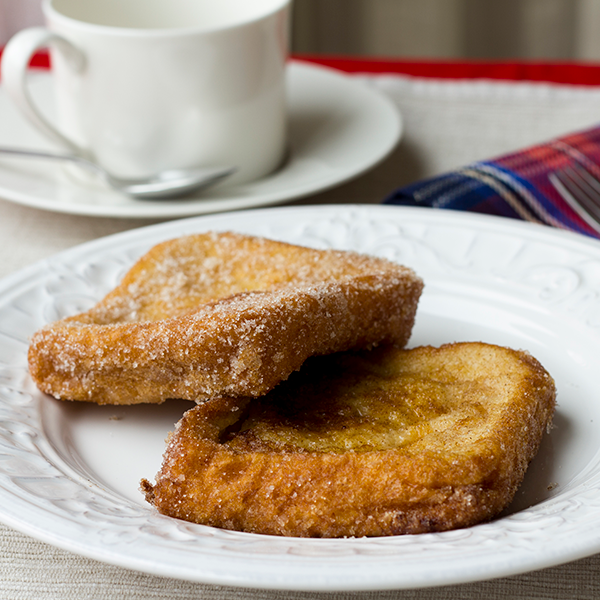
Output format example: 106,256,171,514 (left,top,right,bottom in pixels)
28,232,423,405
142,342,556,537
